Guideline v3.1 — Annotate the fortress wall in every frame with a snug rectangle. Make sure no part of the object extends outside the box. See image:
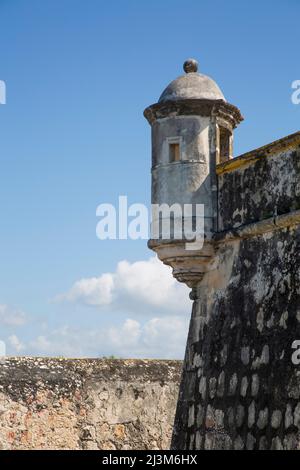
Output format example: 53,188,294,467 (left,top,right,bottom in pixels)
170,138,300,450
218,145,300,230
172,224,300,450
0,358,182,450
